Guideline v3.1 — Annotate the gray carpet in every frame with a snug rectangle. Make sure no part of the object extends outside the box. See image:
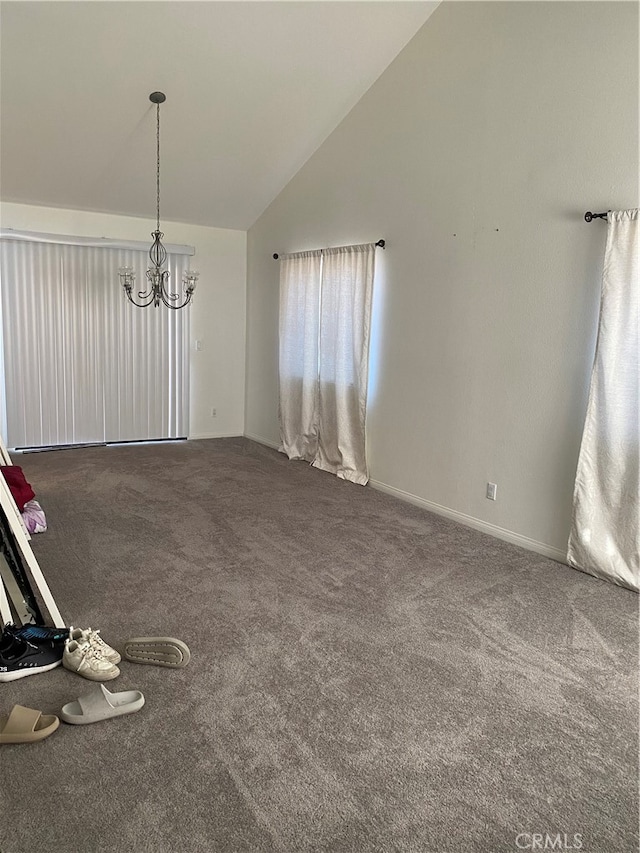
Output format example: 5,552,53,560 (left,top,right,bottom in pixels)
0,438,637,853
